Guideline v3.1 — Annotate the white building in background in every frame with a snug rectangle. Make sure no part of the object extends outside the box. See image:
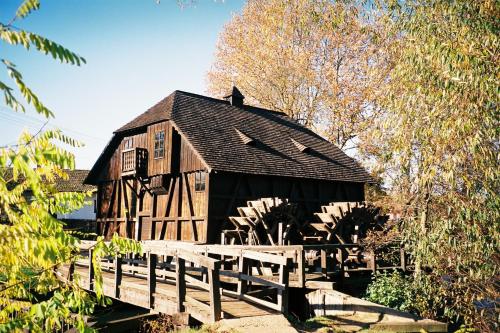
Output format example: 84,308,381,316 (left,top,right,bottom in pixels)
54,170,97,231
